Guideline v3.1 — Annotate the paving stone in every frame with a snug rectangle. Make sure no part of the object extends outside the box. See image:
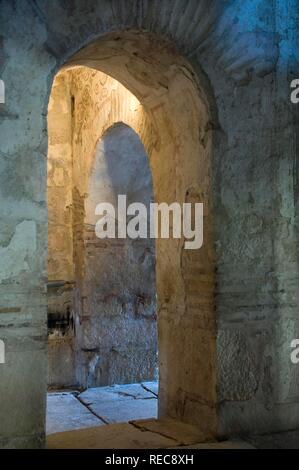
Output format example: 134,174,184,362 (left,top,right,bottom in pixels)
47,423,176,449
132,418,209,446
79,382,157,404
76,383,158,423
88,397,158,424
46,392,104,435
